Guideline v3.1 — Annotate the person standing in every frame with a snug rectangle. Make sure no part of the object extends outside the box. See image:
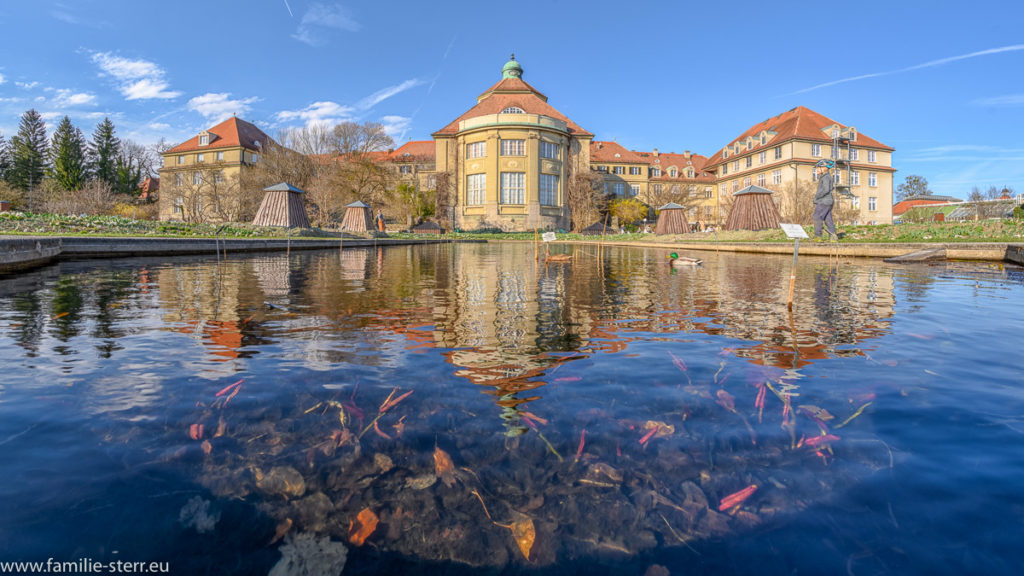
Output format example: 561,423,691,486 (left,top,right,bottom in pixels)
813,160,837,241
